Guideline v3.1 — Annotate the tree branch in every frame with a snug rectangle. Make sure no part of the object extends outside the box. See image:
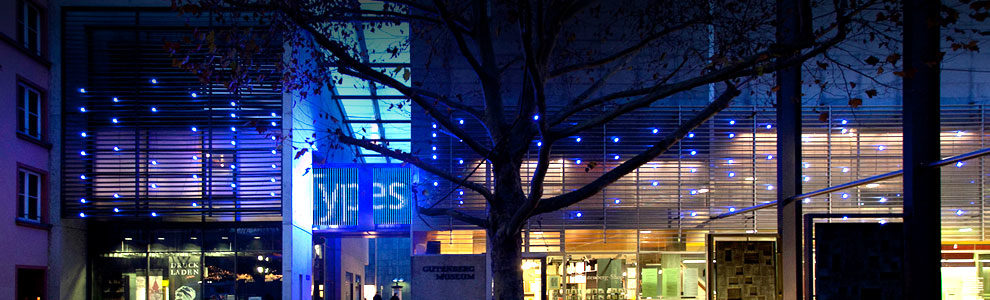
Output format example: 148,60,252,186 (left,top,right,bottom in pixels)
336,131,494,202
284,14,494,156
418,206,489,228
534,83,741,214
547,21,699,78
432,0,487,78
